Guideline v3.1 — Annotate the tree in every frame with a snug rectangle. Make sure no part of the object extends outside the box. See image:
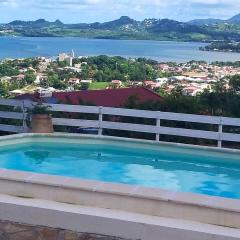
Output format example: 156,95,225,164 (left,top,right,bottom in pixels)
229,75,240,93
46,72,66,89
0,82,8,97
25,70,36,84
58,60,68,68
0,64,19,77
80,82,90,90
212,79,227,94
